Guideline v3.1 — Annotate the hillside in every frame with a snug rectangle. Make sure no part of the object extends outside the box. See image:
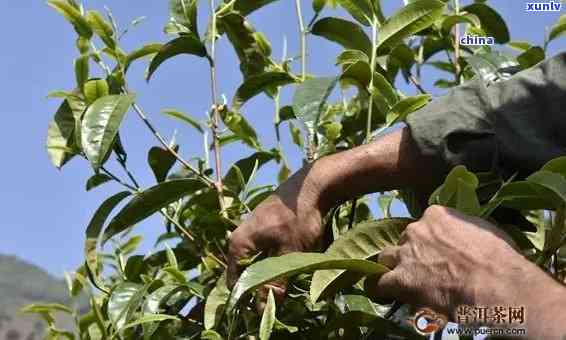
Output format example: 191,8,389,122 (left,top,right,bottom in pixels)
0,255,80,339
